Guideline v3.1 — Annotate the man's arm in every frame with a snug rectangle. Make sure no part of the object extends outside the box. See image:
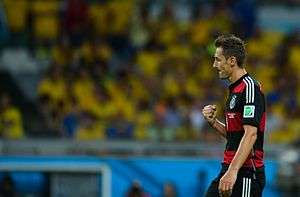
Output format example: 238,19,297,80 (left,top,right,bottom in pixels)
202,105,226,138
228,125,257,171
209,119,226,138
218,125,257,194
